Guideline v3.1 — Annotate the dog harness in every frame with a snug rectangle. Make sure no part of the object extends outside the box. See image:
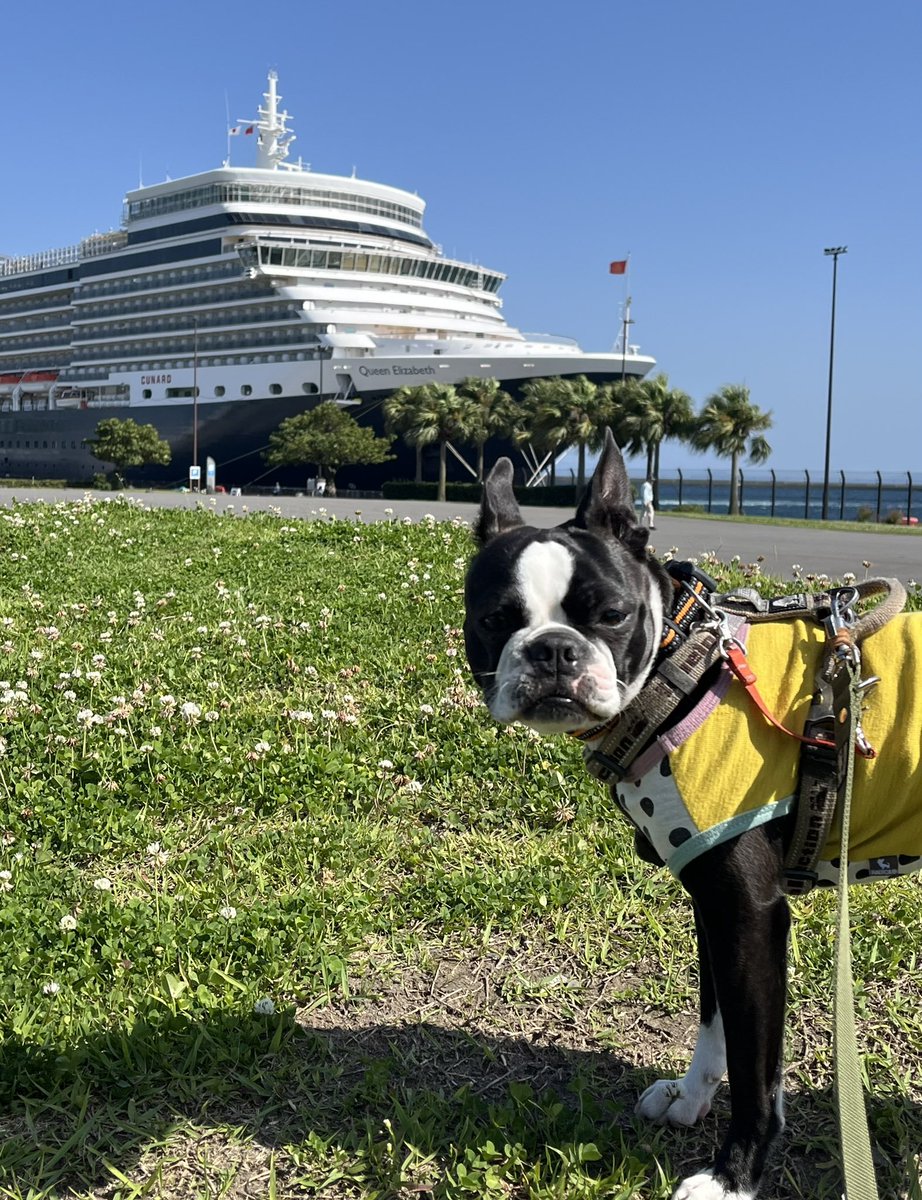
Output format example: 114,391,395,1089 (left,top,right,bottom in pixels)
611,614,922,886
575,567,917,889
